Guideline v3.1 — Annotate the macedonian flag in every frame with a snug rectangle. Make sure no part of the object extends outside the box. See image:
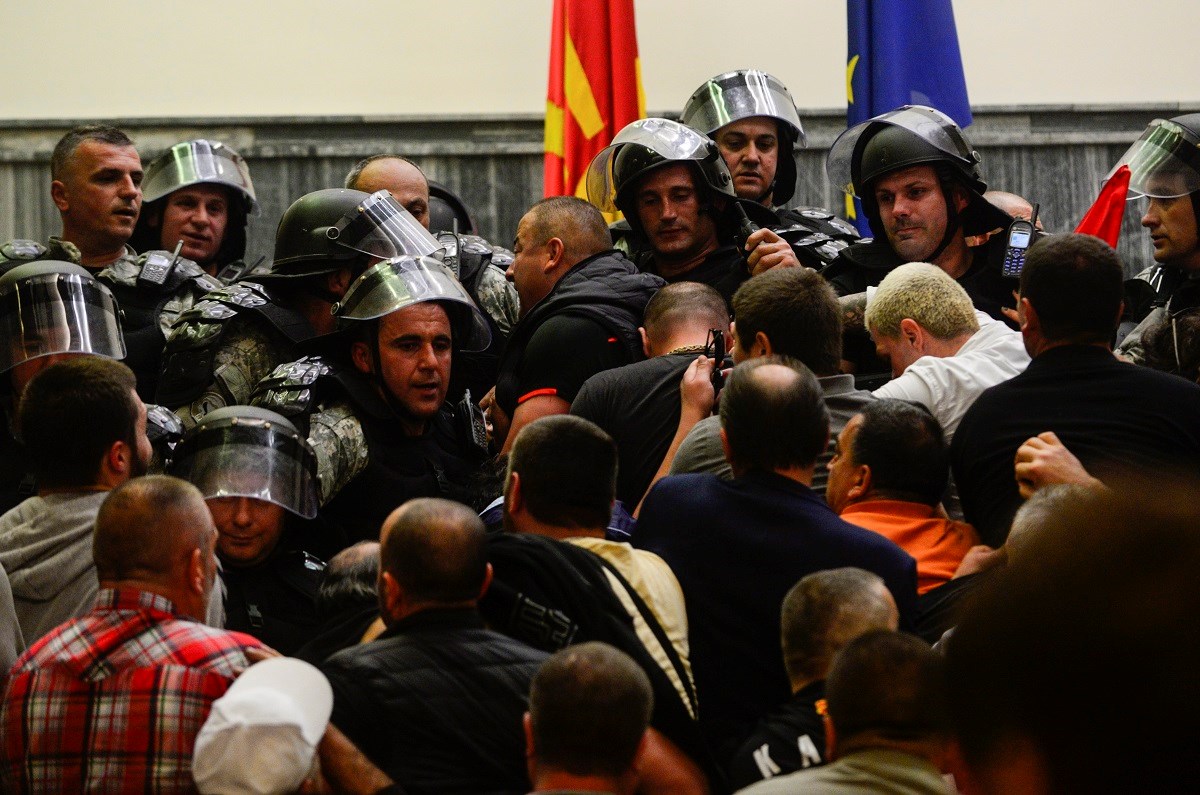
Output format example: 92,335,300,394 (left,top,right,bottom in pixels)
544,0,645,199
